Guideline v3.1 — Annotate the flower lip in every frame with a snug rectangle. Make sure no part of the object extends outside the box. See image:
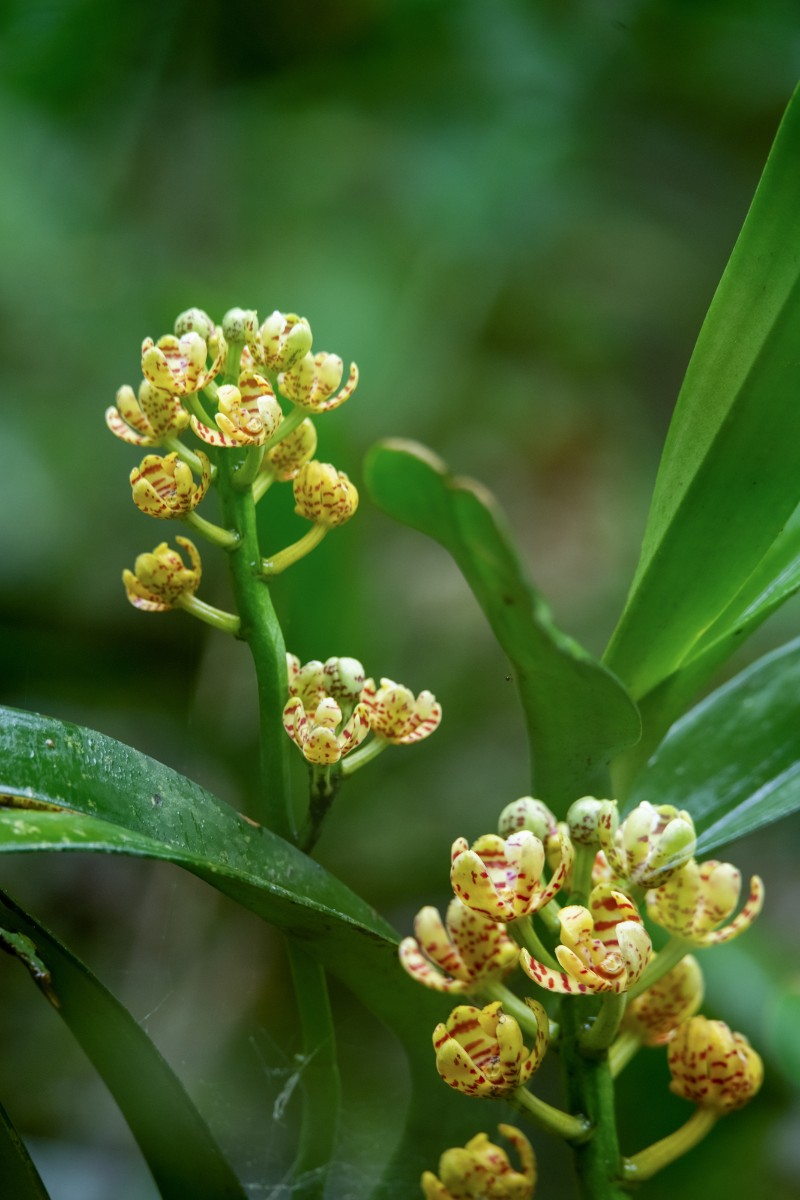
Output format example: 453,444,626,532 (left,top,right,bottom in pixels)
520,883,652,995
